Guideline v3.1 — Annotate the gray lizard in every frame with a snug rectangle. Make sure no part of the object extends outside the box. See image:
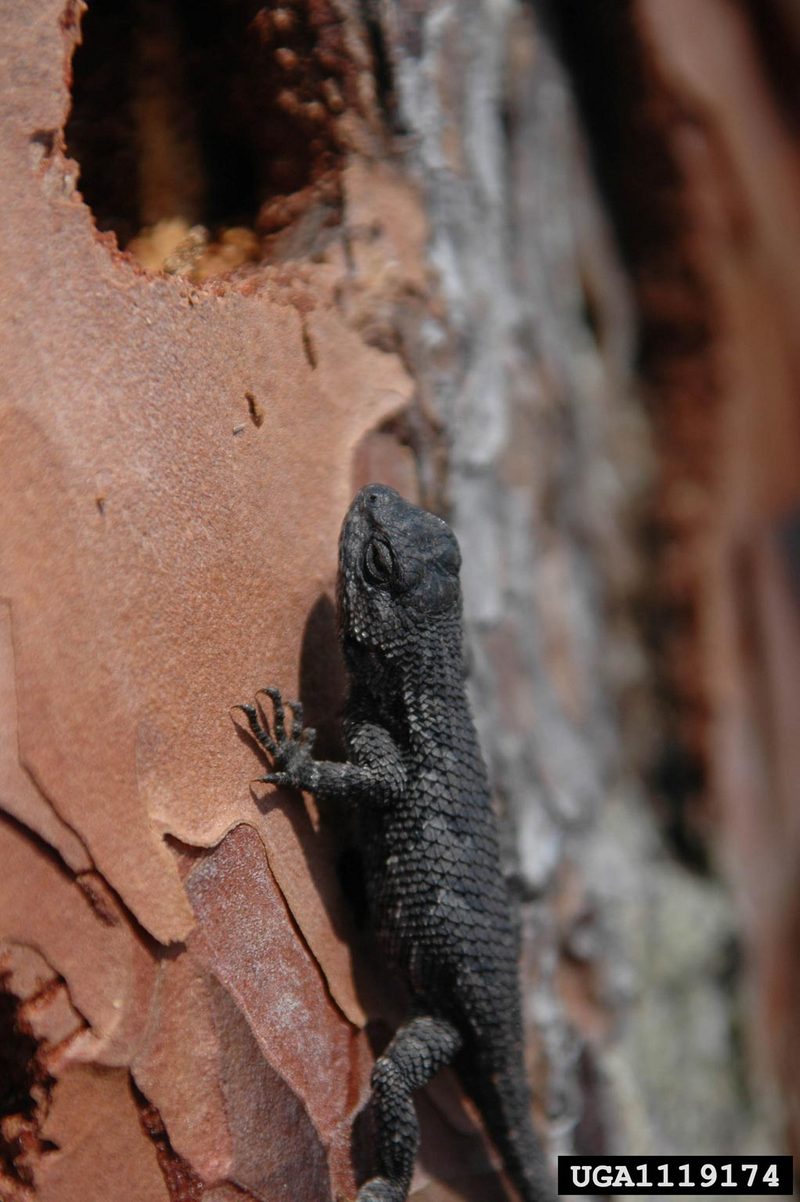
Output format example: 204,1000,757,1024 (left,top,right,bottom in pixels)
237,483,555,1202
